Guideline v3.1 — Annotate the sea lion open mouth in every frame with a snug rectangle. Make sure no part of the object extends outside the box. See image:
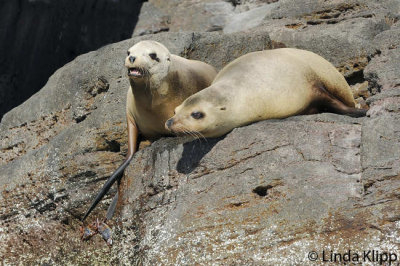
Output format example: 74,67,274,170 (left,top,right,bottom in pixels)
128,67,144,78
82,40,217,223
